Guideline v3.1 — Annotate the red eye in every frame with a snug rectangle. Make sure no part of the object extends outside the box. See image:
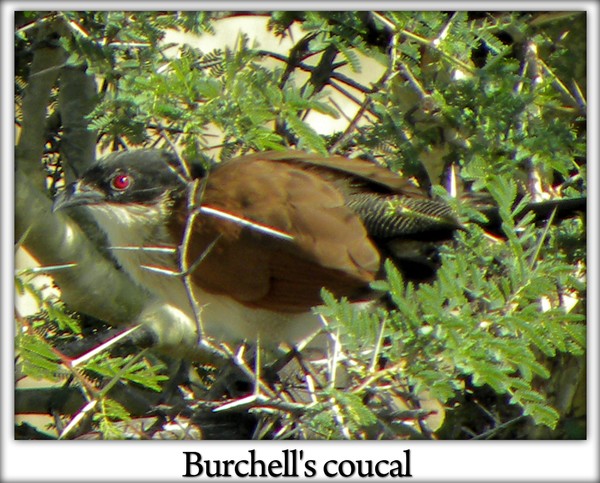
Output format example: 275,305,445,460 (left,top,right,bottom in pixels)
111,173,131,191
